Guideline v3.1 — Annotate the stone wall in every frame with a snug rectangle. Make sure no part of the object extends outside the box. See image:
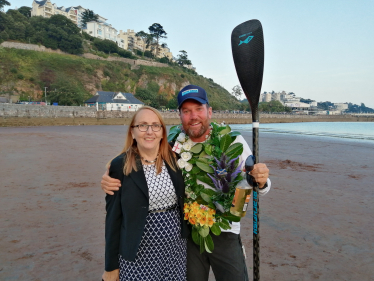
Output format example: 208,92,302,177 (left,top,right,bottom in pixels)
0,104,96,118
80,53,168,68
2,104,373,127
1,41,168,68
0,41,67,54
